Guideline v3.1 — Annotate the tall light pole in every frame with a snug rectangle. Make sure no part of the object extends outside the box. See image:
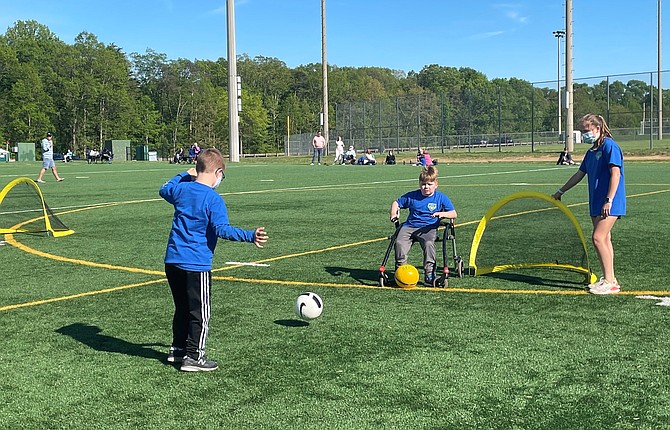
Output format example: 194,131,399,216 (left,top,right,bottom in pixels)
565,0,574,153
553,30,565,143
226,0,240,162
659,0,663,140
321,0,329,145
